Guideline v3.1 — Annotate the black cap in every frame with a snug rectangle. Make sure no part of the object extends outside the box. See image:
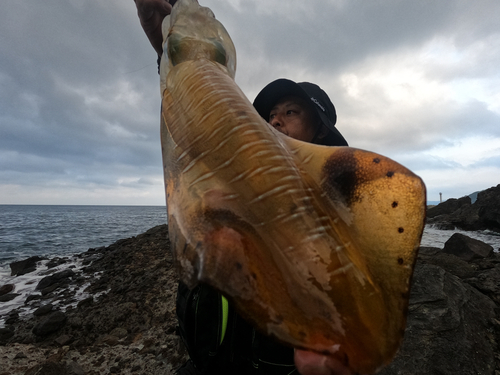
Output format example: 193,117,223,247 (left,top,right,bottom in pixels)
253,79,348,146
